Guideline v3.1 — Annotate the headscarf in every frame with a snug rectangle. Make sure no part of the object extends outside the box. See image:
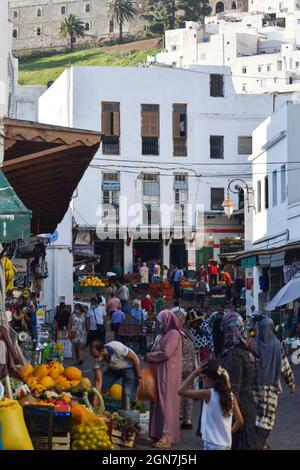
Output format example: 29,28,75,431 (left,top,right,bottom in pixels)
157,310,182,335
254,317,281,386
221,311,247,347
